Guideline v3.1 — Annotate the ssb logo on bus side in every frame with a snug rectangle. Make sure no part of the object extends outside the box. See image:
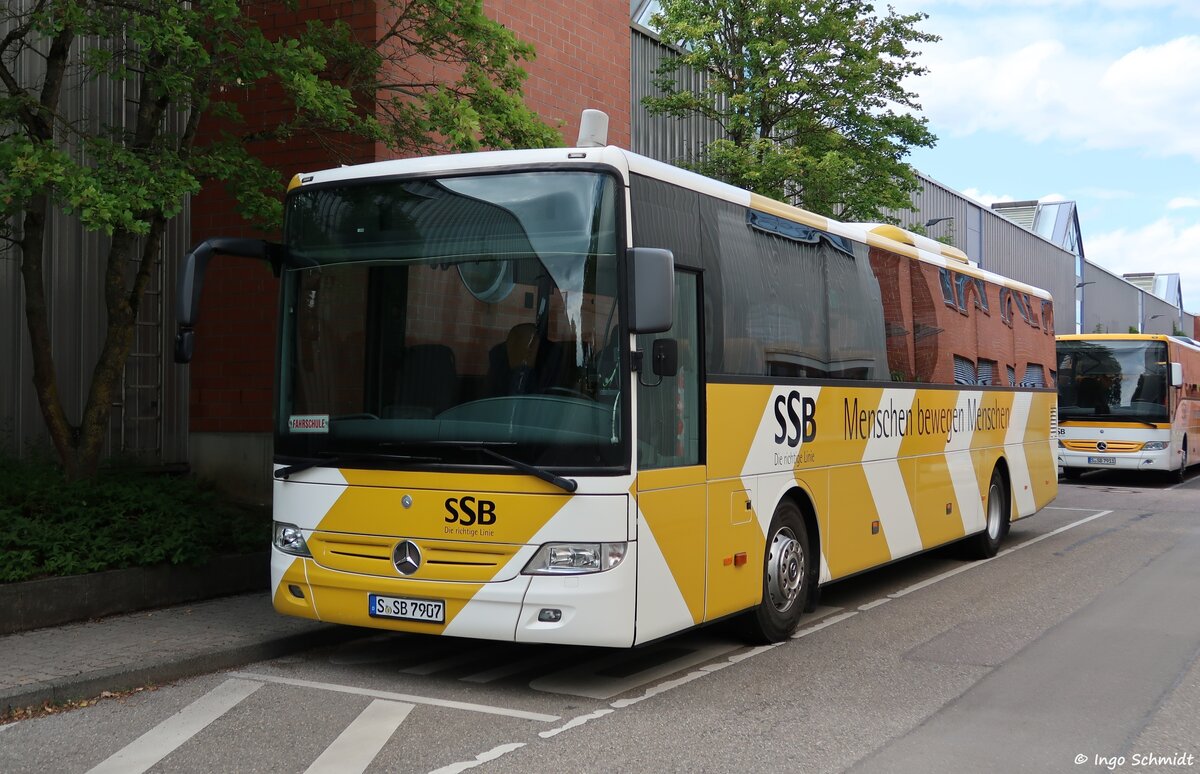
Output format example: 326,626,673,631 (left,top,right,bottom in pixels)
774,391,817,447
